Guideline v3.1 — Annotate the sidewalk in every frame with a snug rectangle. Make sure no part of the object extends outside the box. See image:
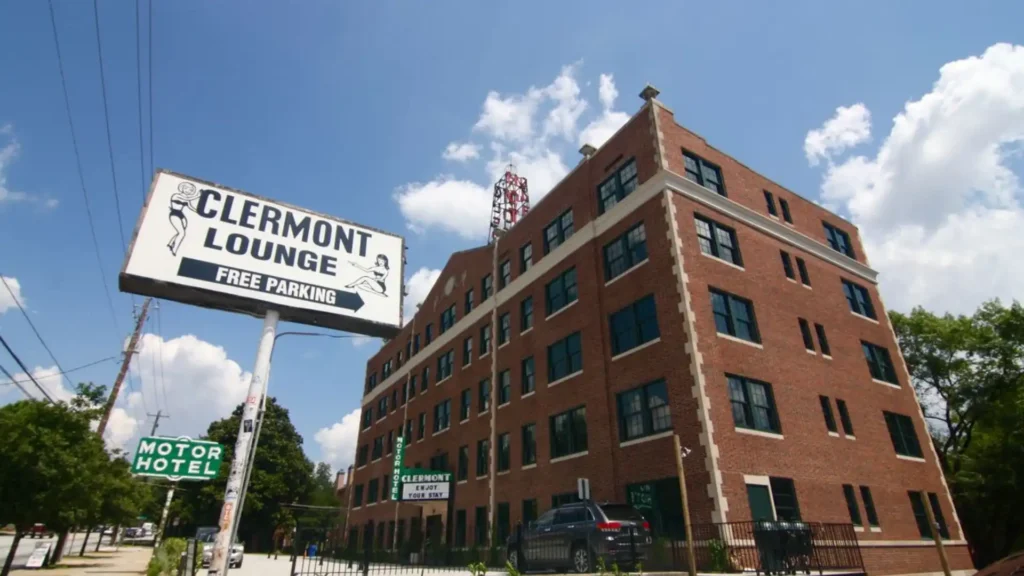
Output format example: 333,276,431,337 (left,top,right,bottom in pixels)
12,546,151,575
